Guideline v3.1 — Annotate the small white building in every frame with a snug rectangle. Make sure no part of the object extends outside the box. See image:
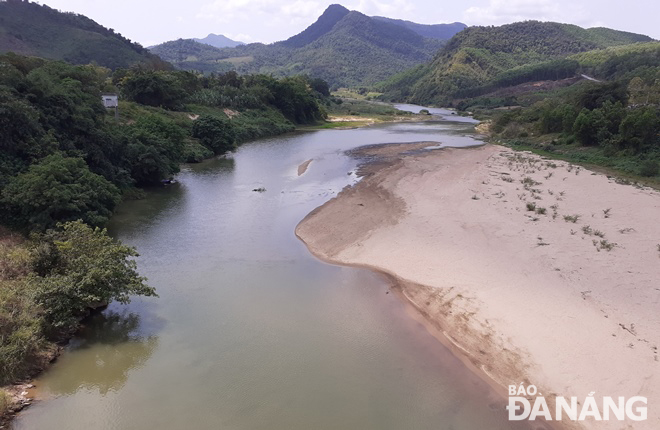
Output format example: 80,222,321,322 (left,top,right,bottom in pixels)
101,94,118,108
